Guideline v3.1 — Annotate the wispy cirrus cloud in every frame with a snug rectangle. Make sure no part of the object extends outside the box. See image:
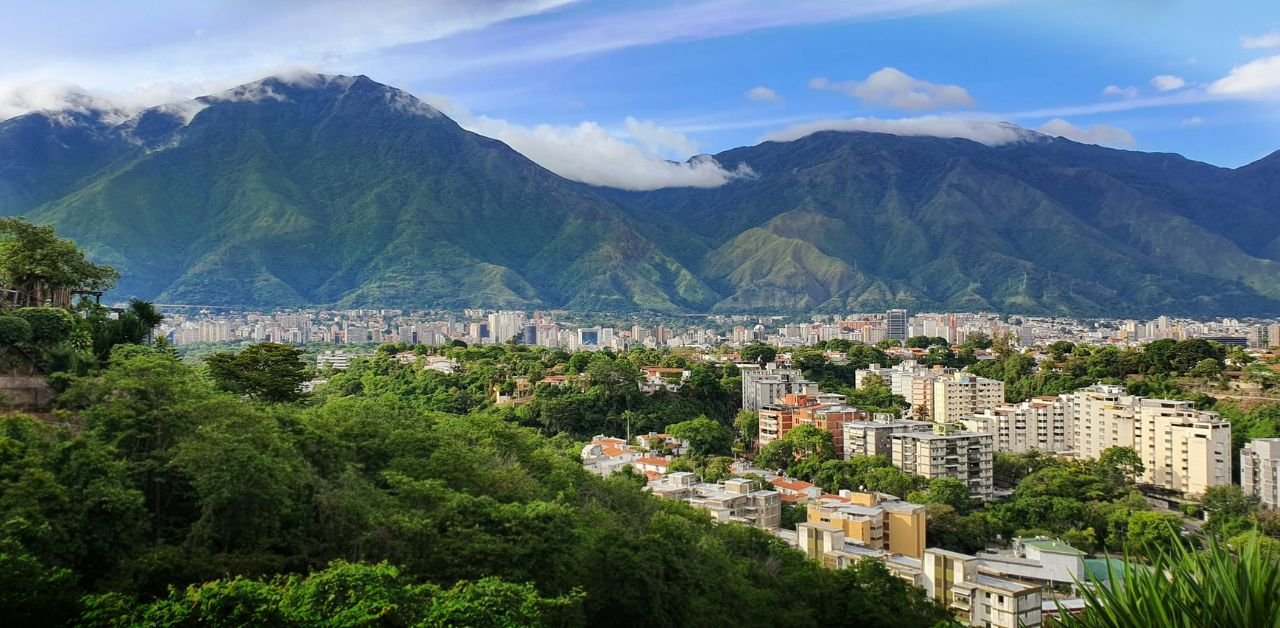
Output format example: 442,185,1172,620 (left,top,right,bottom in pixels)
1102,85,1138,99
415,0,1002,76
